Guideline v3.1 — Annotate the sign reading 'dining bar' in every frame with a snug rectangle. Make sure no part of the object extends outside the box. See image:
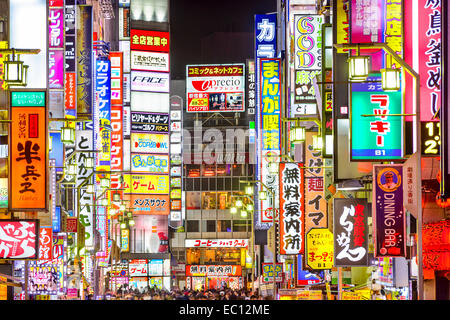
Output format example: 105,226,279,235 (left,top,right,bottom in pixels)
131,112,169,133
131,50,169,72
10,90,48,211
130,70,170,93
